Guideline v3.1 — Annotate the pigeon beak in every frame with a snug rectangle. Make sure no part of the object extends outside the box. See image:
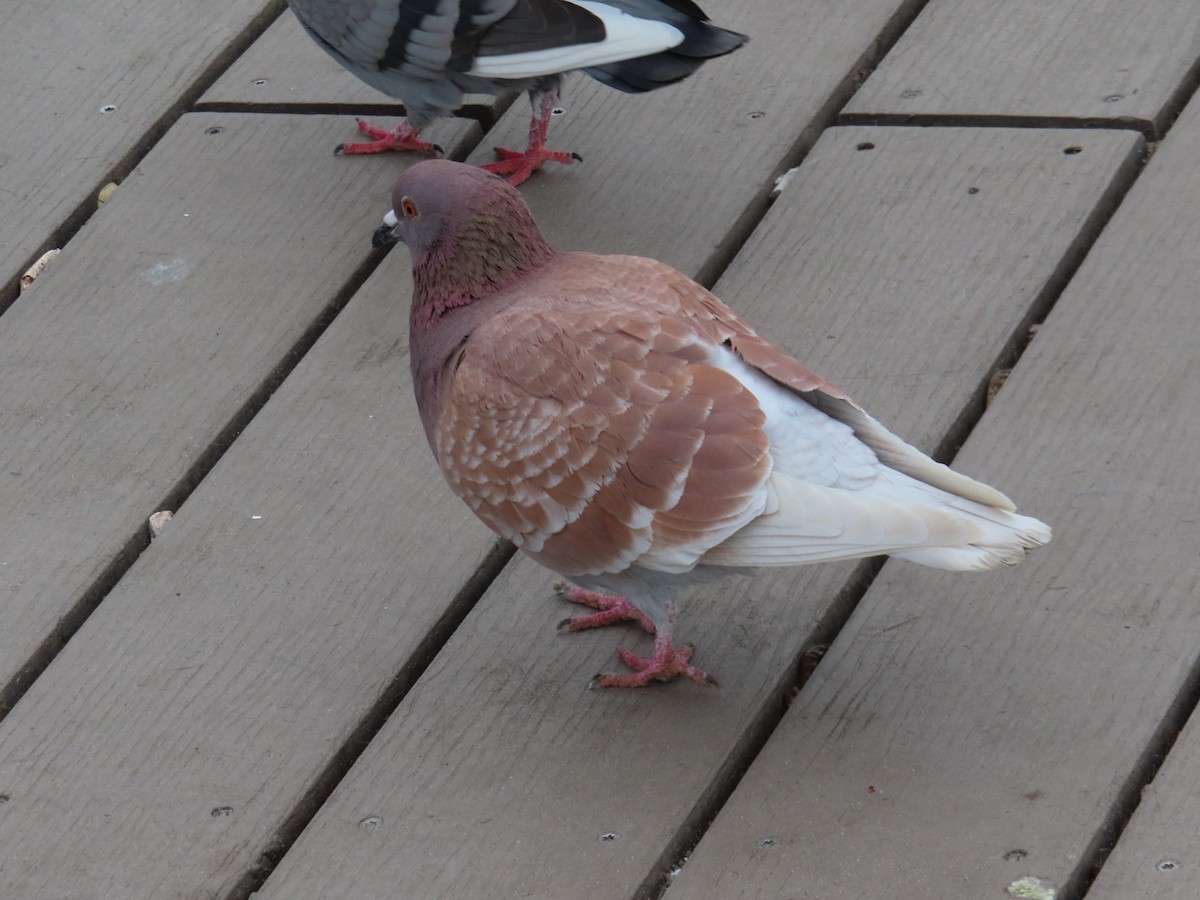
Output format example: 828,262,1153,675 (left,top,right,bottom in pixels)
371,209,400,248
